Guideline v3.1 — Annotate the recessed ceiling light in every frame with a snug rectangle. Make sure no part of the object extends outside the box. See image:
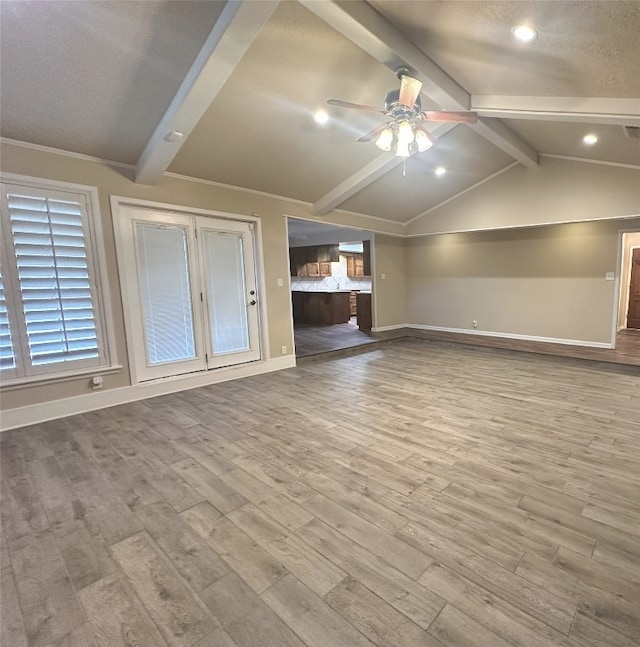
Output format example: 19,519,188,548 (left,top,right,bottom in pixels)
512,25,537,42
435,166,446,177
583,133,598,145
314,110,329,125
